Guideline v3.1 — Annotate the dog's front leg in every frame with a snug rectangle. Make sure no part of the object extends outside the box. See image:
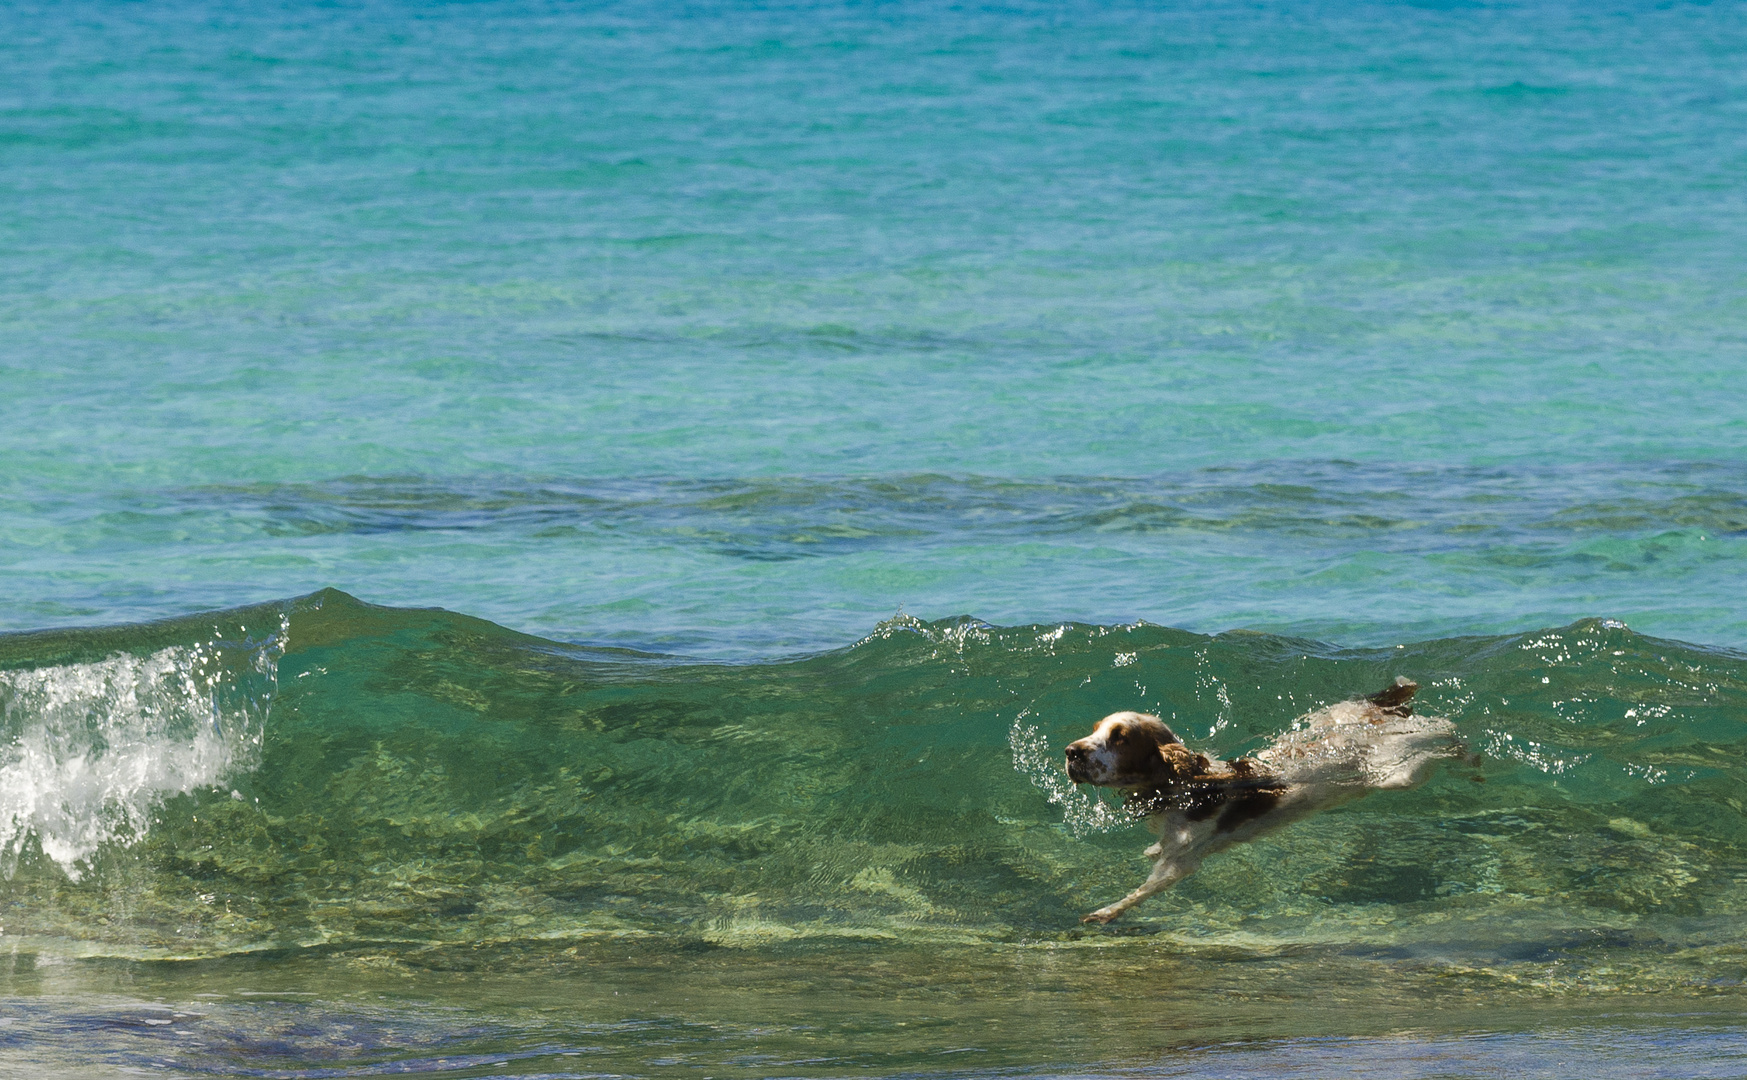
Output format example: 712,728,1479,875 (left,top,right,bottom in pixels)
1081,856,1200,925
